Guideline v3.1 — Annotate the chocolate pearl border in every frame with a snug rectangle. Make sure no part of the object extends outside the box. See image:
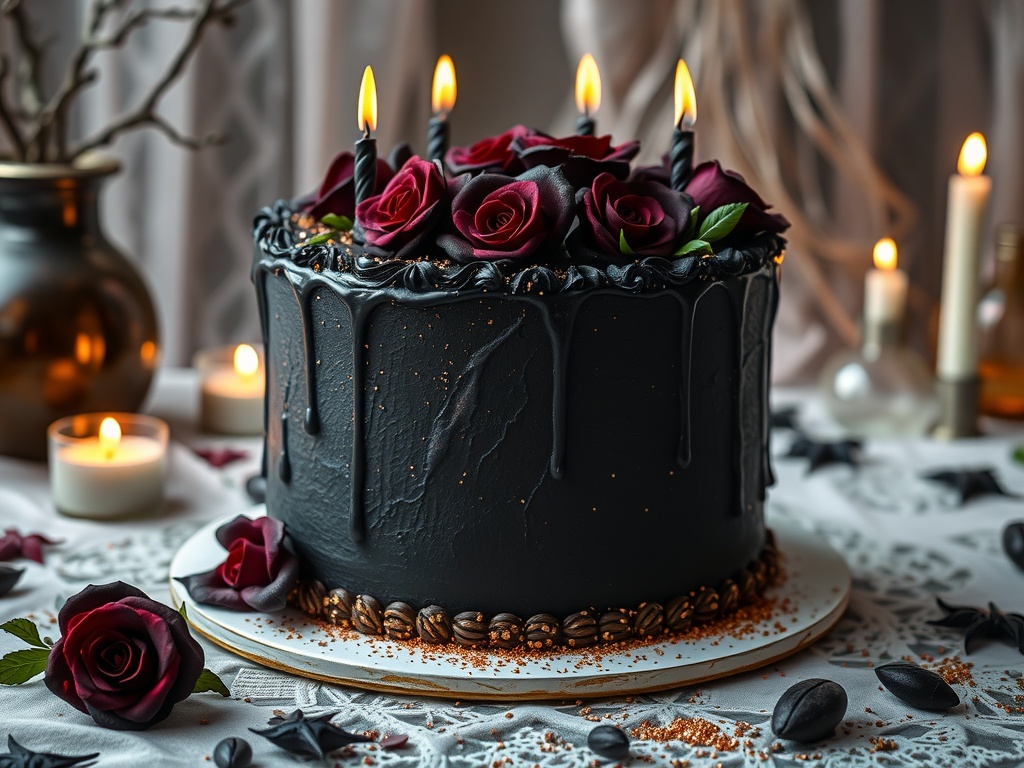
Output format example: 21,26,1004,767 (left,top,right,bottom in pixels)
288,530,780,650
